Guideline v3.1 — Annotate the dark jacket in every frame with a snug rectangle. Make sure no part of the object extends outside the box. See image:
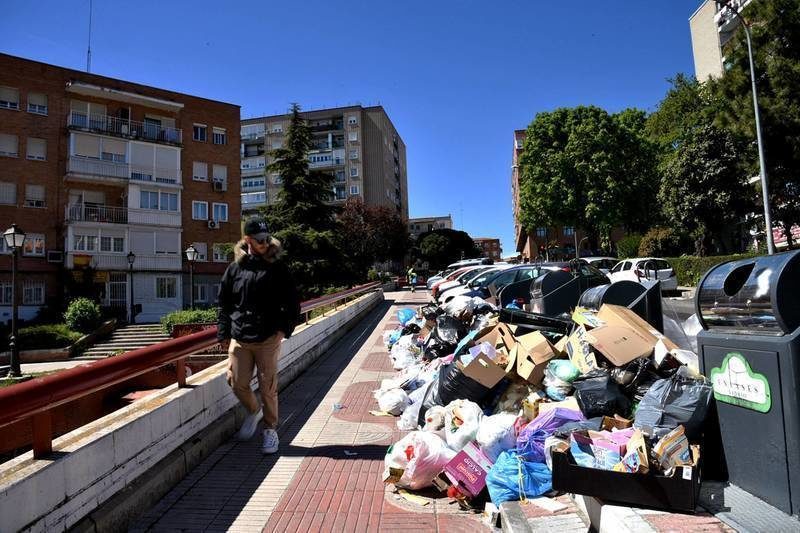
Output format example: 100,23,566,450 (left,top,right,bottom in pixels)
217,238,300,343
